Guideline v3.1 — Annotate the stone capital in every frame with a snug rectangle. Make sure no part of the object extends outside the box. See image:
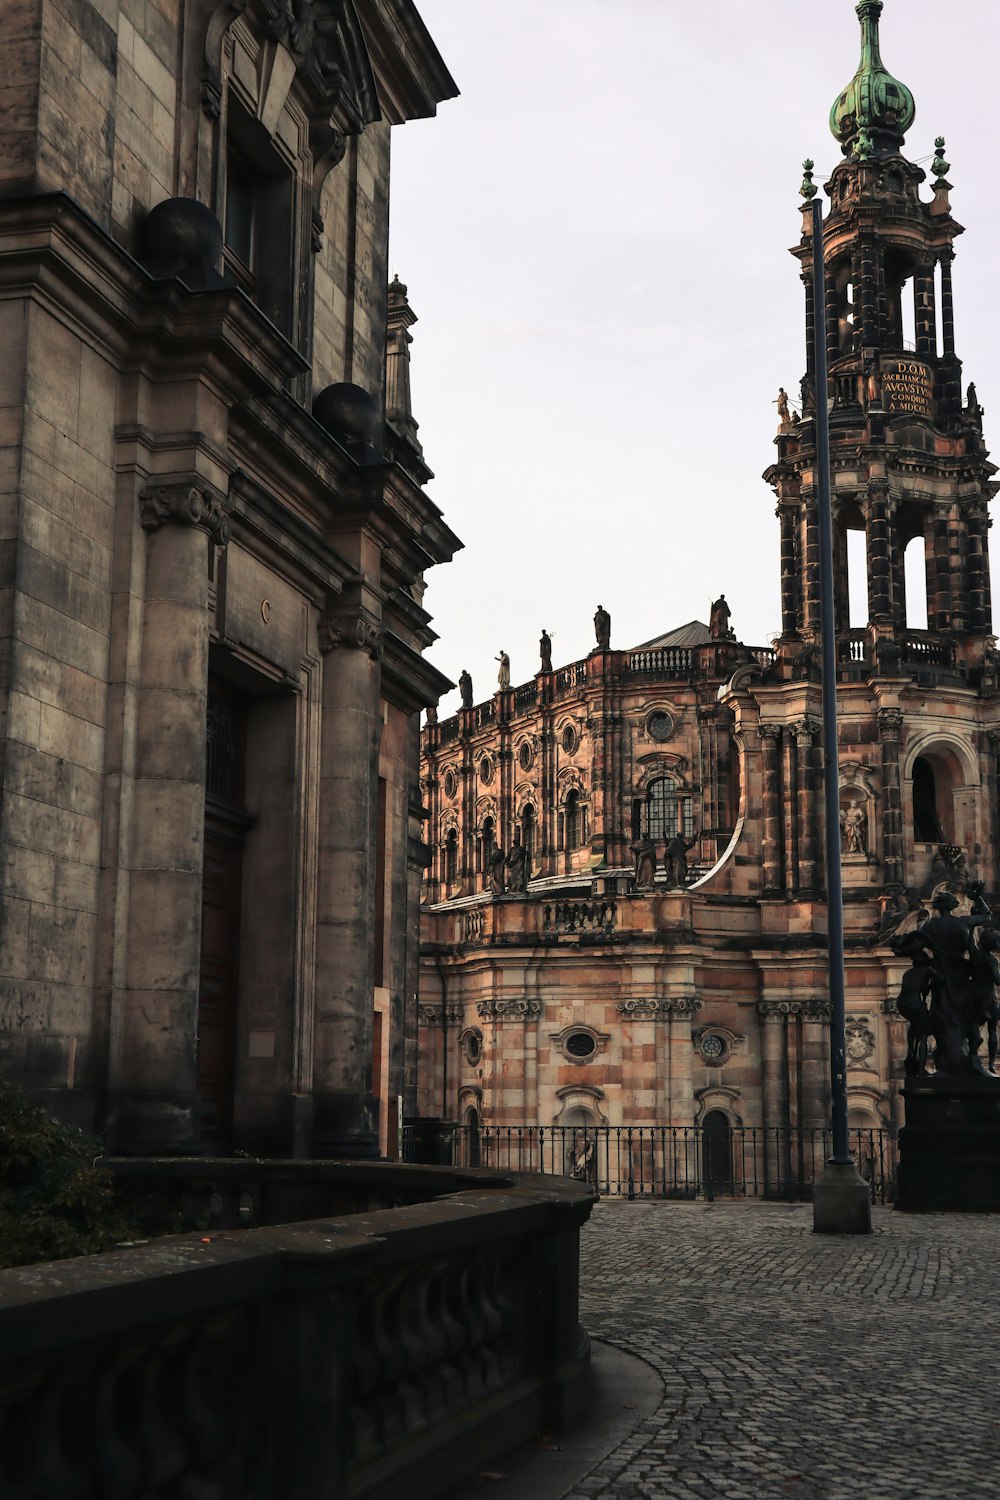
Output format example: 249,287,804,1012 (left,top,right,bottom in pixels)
758,723,783,745
139,481,230,546
792,716,821,741
877,707,904,738
477,999,541,1021
319,611,383,659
